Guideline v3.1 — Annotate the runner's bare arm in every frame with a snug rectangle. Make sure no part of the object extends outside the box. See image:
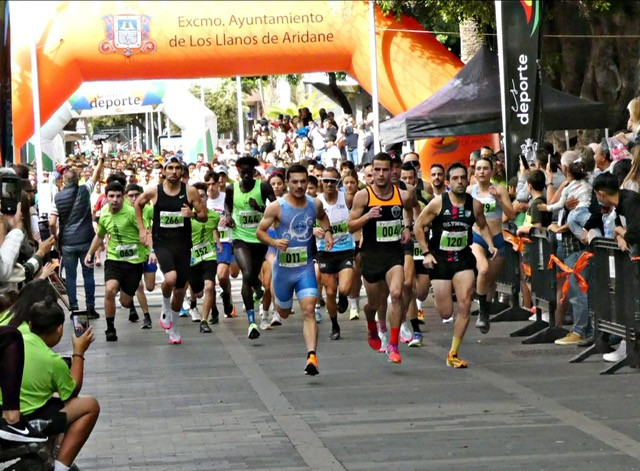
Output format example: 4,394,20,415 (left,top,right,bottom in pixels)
348,189,374,233
135,187,157,233
474,199,497,257
224,184,235,227
414,196,442,254
401,188,414,244
188,185,208,222
261,181,277,204
256,203,282,248
315,199,334,252
496,185,516,220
